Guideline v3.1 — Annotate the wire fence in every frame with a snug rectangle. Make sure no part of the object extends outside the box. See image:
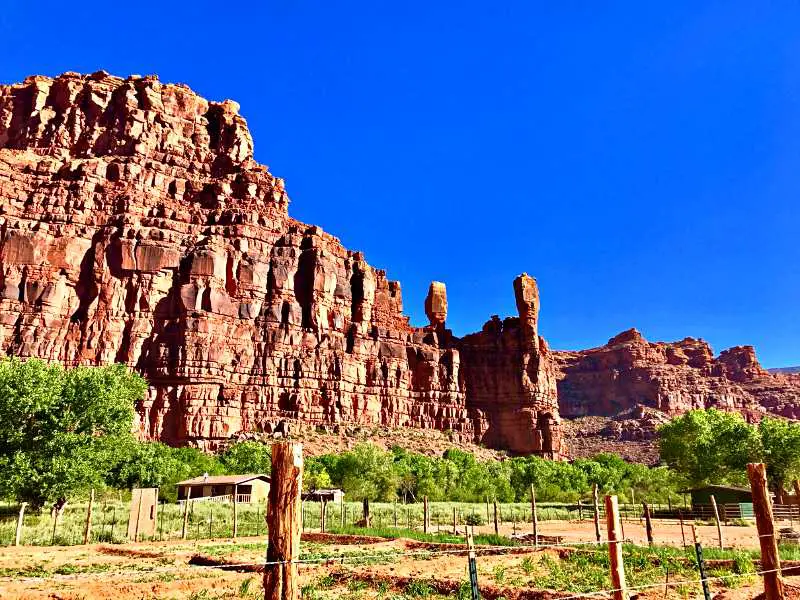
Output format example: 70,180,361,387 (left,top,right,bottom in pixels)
5,496,800,547
5,529,783,600
5,500,797,600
